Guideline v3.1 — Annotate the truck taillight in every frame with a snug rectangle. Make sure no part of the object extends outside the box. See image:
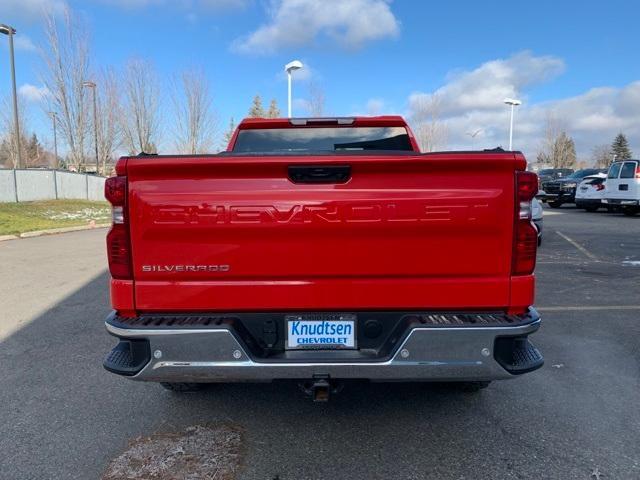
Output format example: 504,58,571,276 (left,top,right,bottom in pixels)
512,171,538,276
105,176,132,280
